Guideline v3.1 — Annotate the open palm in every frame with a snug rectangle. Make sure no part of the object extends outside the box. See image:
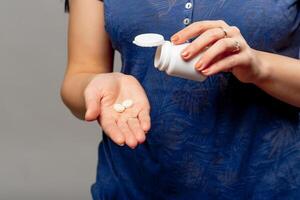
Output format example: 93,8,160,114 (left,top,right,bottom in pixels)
84,72,151,148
